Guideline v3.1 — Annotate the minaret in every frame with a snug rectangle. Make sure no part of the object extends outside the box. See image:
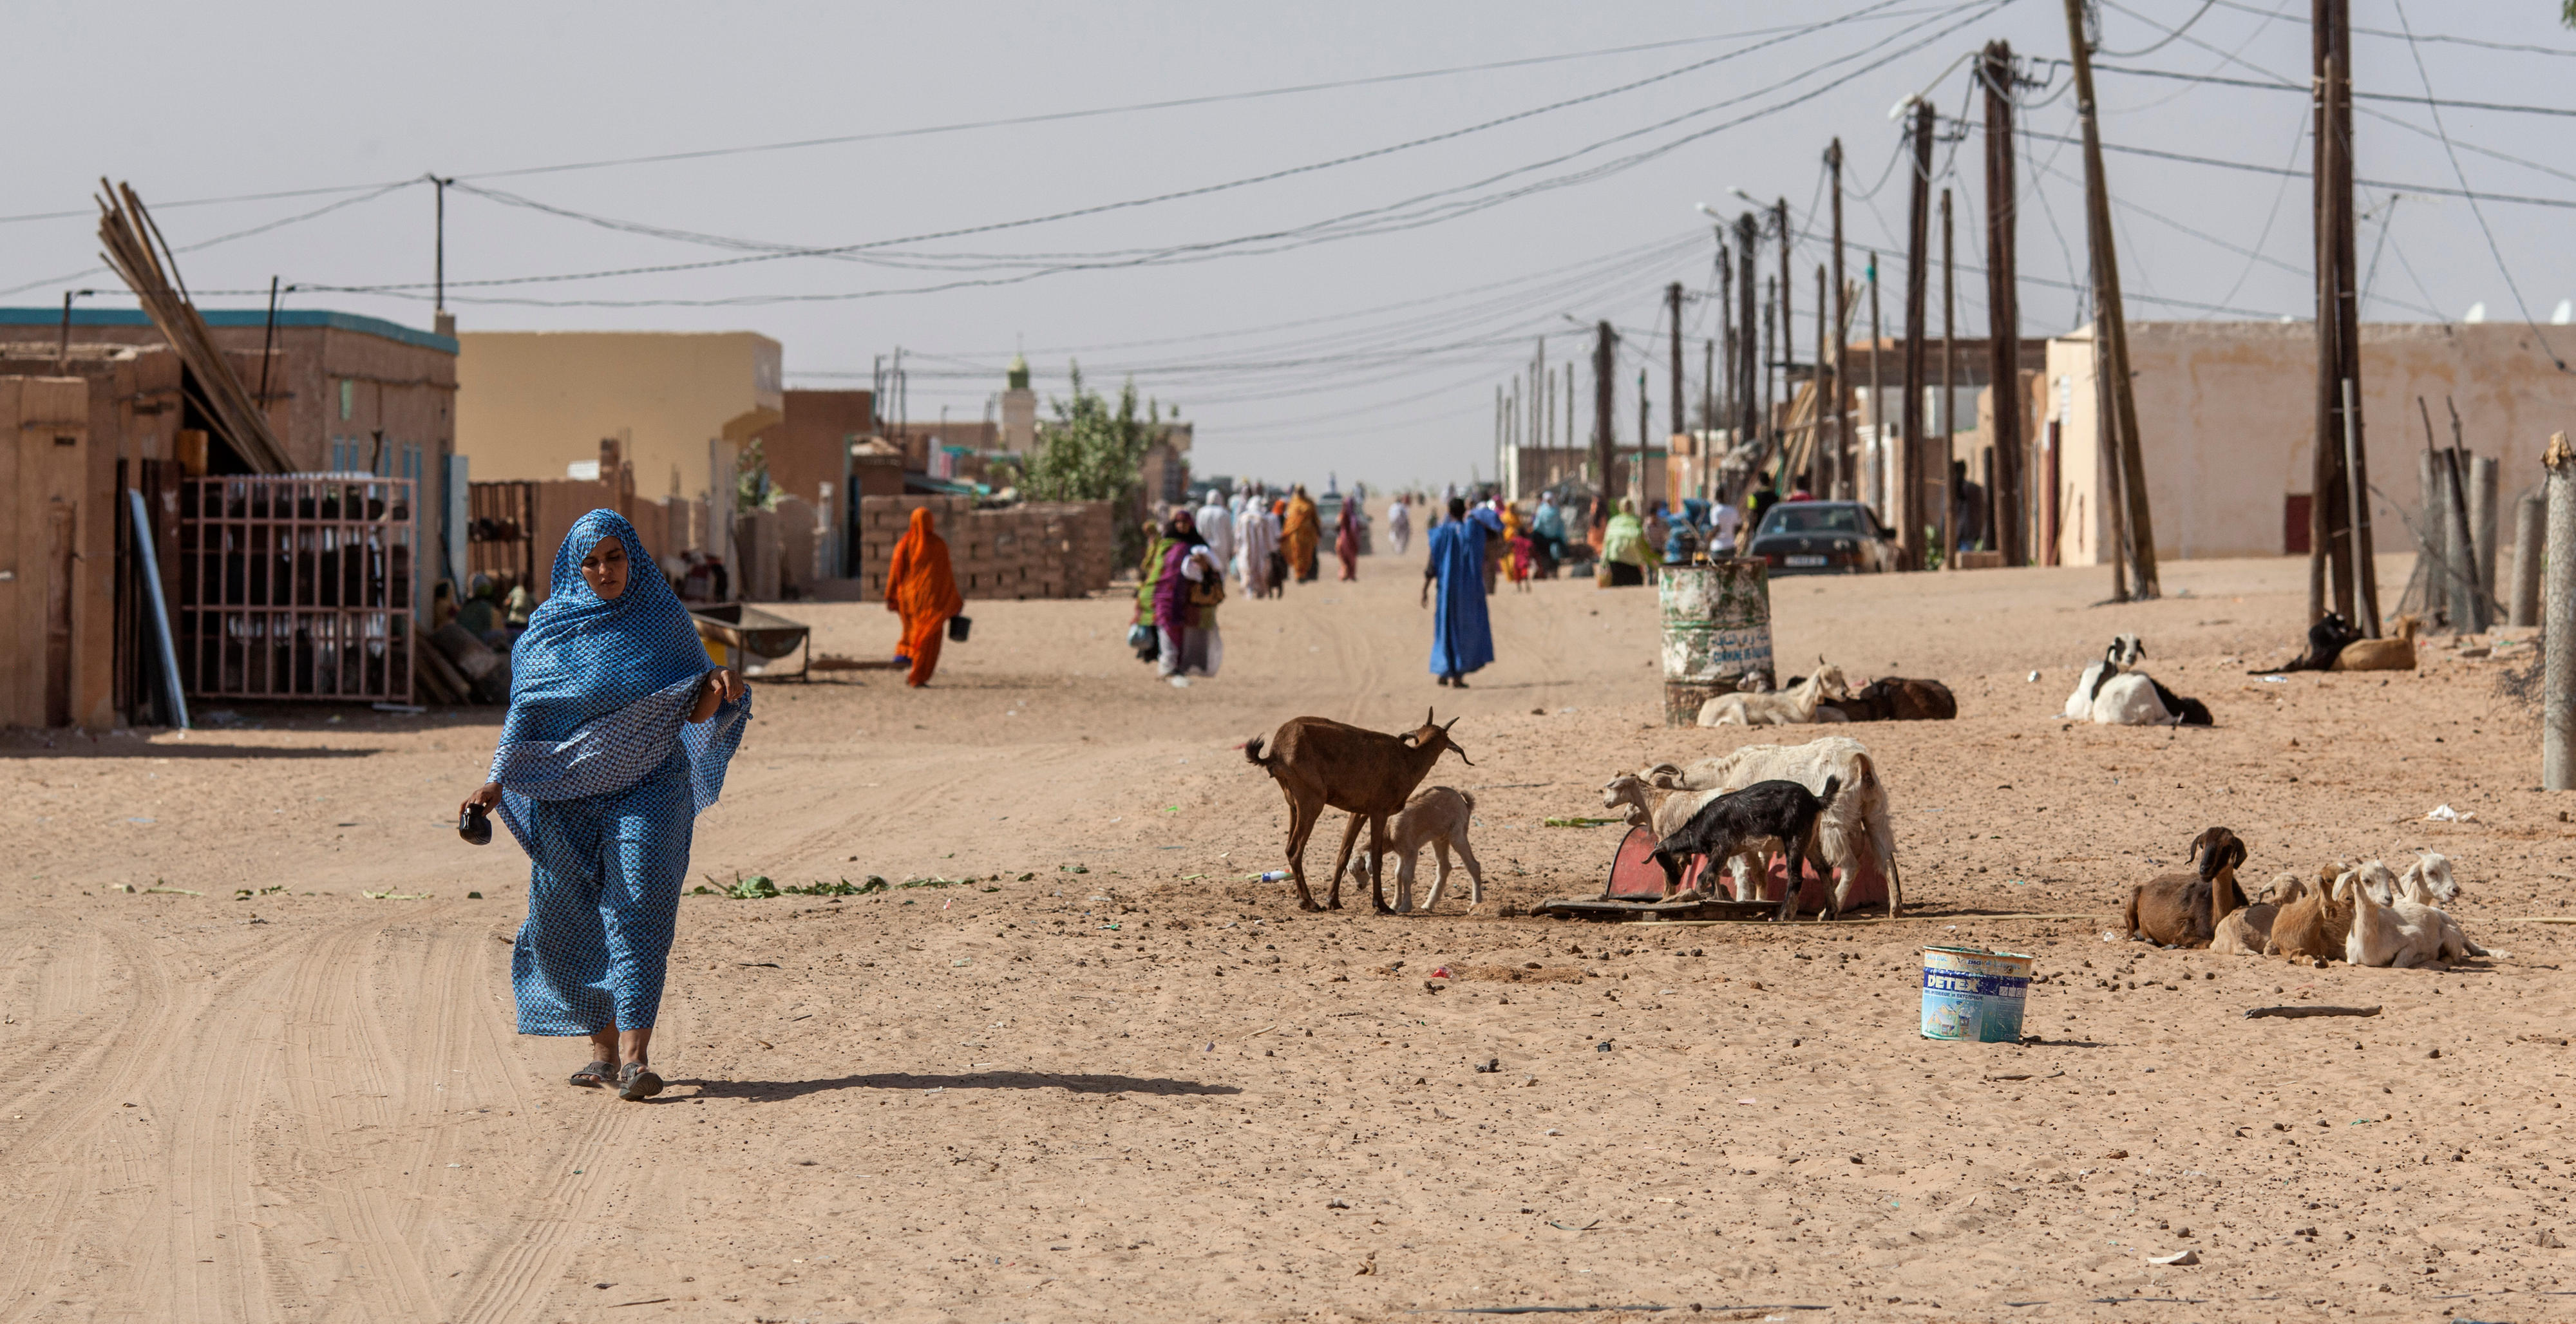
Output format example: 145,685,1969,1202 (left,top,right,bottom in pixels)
1000,353,1037,453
